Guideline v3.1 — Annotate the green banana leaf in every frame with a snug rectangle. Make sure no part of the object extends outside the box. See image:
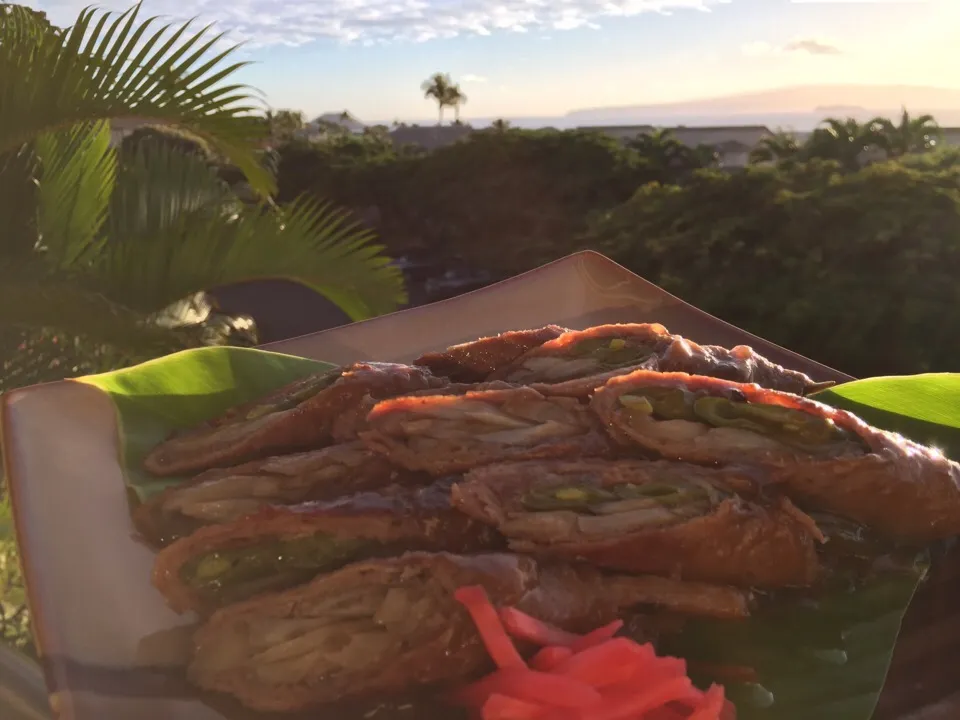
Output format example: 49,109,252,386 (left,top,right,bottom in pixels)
814,373,960,460
80,346,334,500
78,349,958,719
